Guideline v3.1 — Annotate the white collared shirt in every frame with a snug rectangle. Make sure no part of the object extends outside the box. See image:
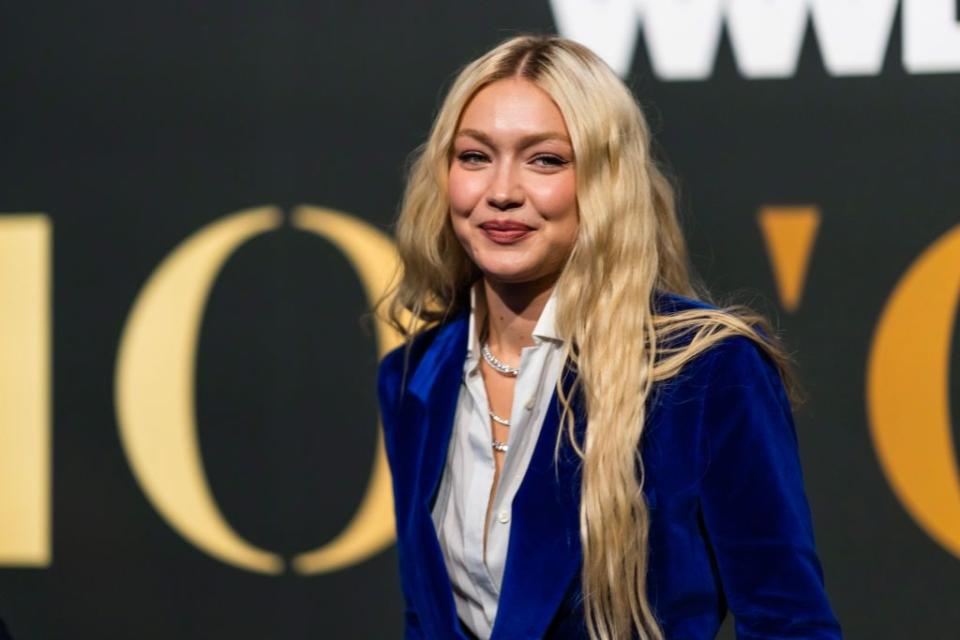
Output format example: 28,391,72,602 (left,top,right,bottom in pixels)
430,281,567,639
